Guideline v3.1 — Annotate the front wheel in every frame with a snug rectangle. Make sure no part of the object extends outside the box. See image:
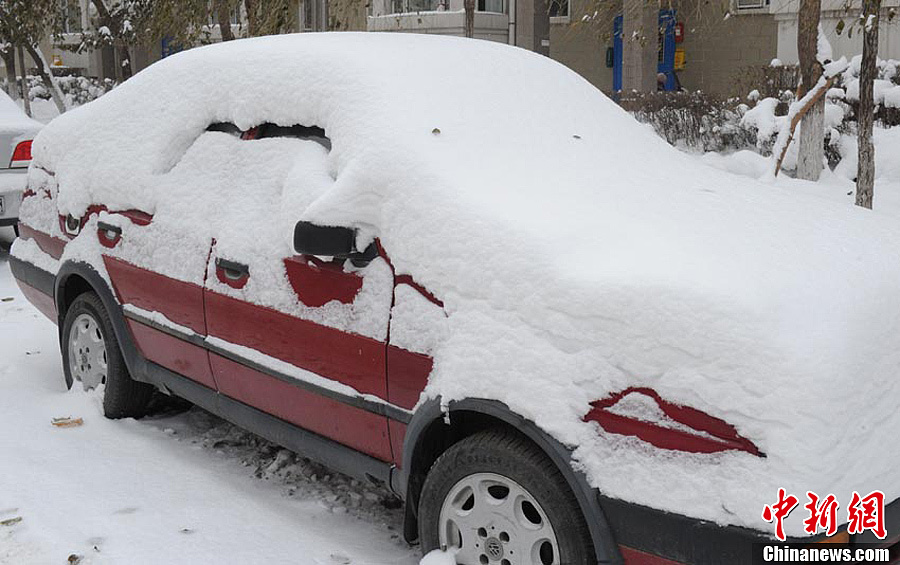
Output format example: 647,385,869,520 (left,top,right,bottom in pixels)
61,292,153,419
418,430,594,565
